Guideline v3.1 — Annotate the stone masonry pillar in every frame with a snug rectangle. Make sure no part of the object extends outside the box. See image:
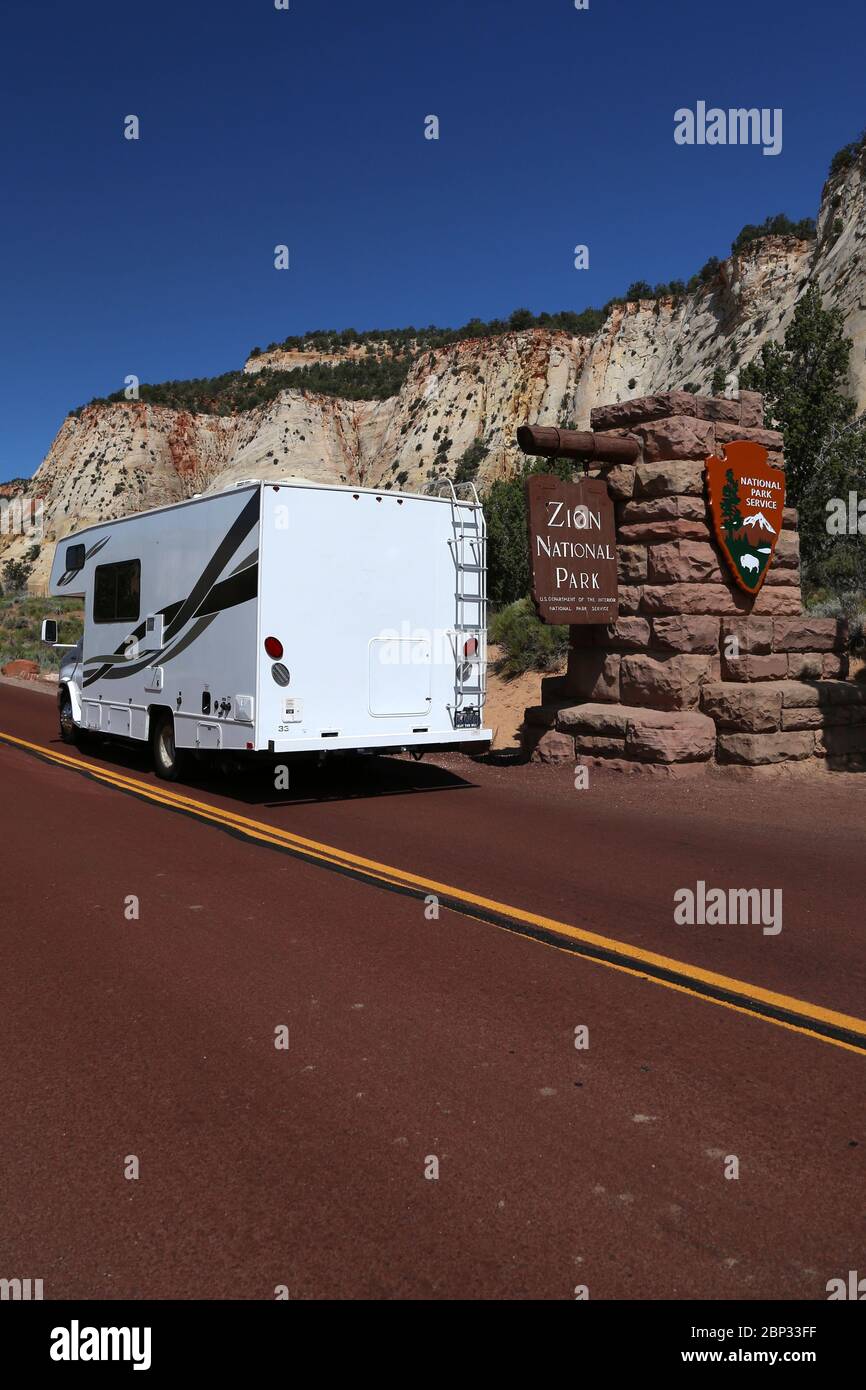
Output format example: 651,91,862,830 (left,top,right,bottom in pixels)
524,391,864,772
